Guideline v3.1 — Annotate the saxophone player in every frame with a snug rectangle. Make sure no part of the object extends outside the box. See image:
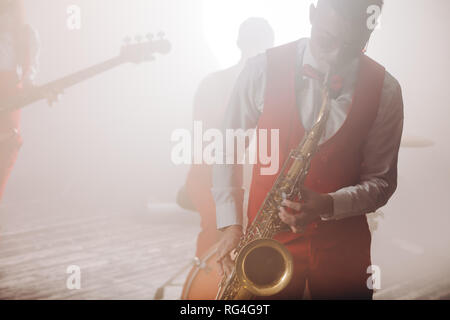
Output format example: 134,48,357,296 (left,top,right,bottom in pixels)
213,0,404,299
